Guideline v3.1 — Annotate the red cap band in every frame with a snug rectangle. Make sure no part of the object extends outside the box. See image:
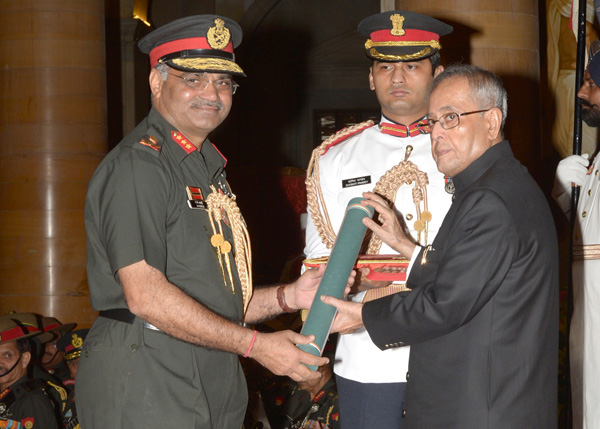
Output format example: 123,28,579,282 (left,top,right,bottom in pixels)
43,323,60,332
370,28,439,43
0,326,27,342
149,37,234,67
